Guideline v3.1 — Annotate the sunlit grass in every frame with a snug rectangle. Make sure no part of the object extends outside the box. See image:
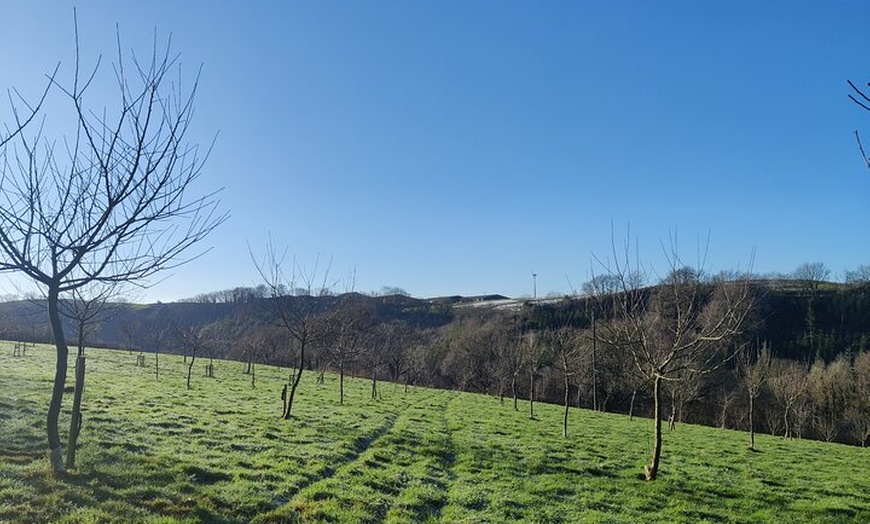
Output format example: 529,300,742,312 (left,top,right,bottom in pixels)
1,341,868,523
